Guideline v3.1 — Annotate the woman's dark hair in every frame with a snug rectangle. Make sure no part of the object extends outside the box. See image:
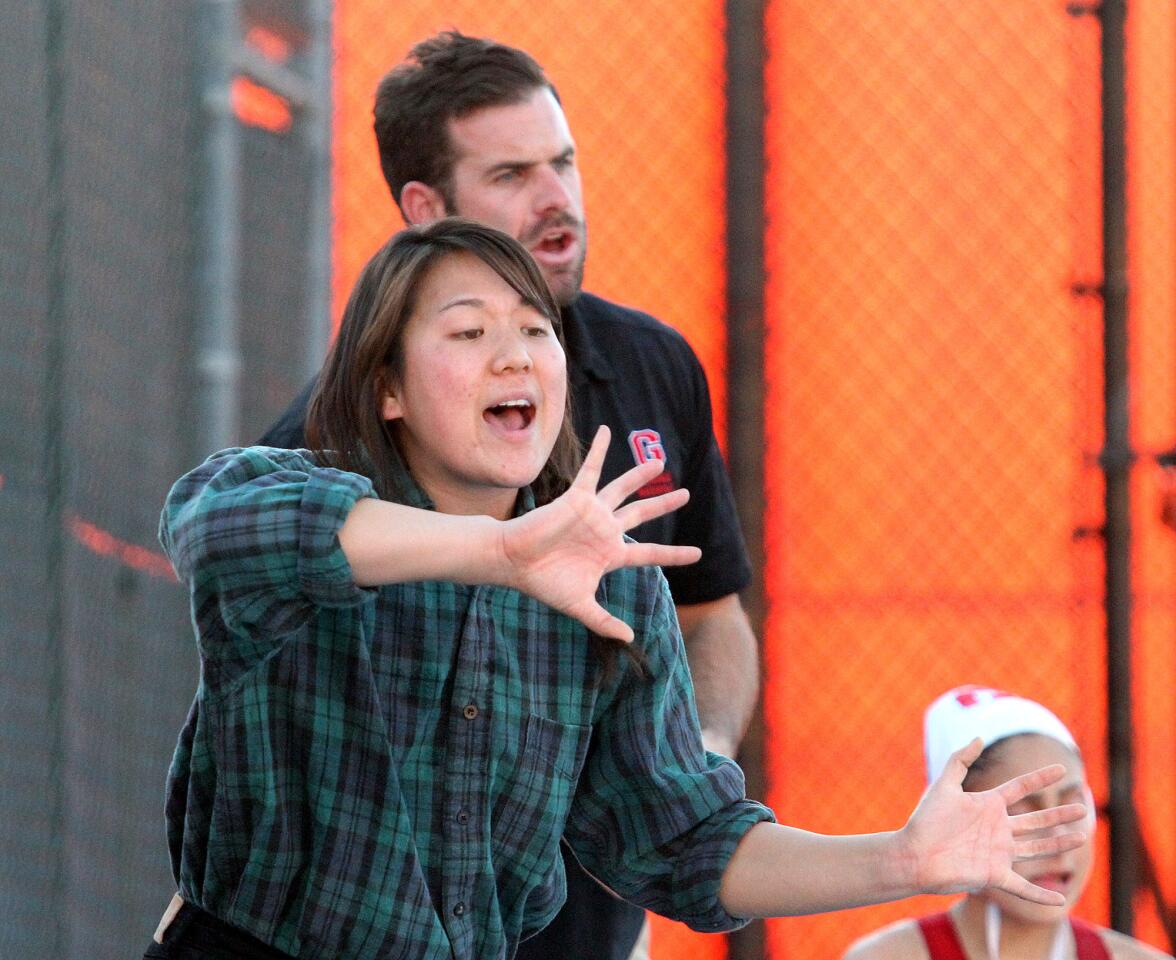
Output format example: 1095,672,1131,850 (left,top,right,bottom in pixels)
305,218,580,505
